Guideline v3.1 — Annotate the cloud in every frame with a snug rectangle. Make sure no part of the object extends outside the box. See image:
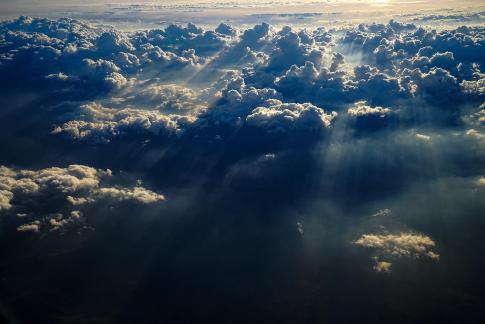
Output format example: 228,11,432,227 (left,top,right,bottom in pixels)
275,61,320,98
354,69,405,103
239,22,271,48
0,18,482,202
215,23,237,37
198,76,283,126
342,21,484,64
345,100,397,134
371,209,392,217
96,31,135,53
0,164,165,207
107,83,207,114
0,189,14,211
0,16,208,100
94,186,166,204
373,259,392,273
0,164,165,233
407,67,461,102
1,17,482,154
51,102,195,143
266,29,323,73
0,17,483,214
347,101,391,118
48,210,85,232
461,77,485,100
246,102,336,134
415,133,431,141
16,221,40,233
354,233,439,260
412,12,485,23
